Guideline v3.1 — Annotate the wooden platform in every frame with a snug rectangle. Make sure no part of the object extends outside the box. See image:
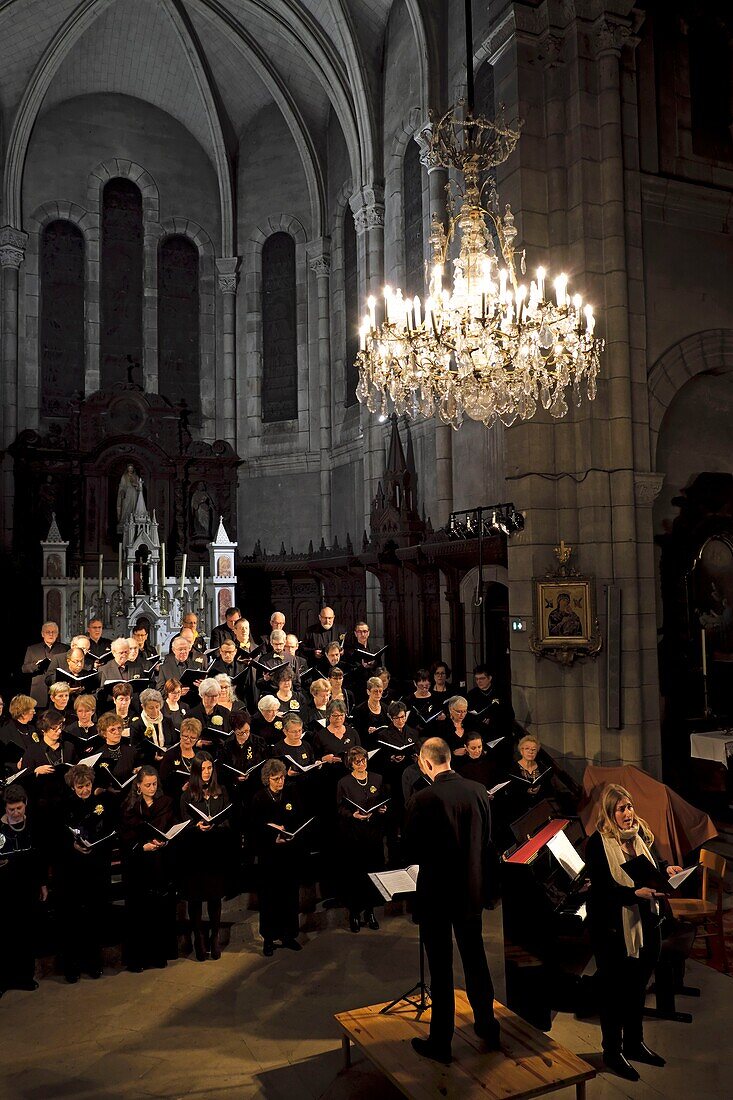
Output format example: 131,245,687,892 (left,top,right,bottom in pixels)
335,991,595,1100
